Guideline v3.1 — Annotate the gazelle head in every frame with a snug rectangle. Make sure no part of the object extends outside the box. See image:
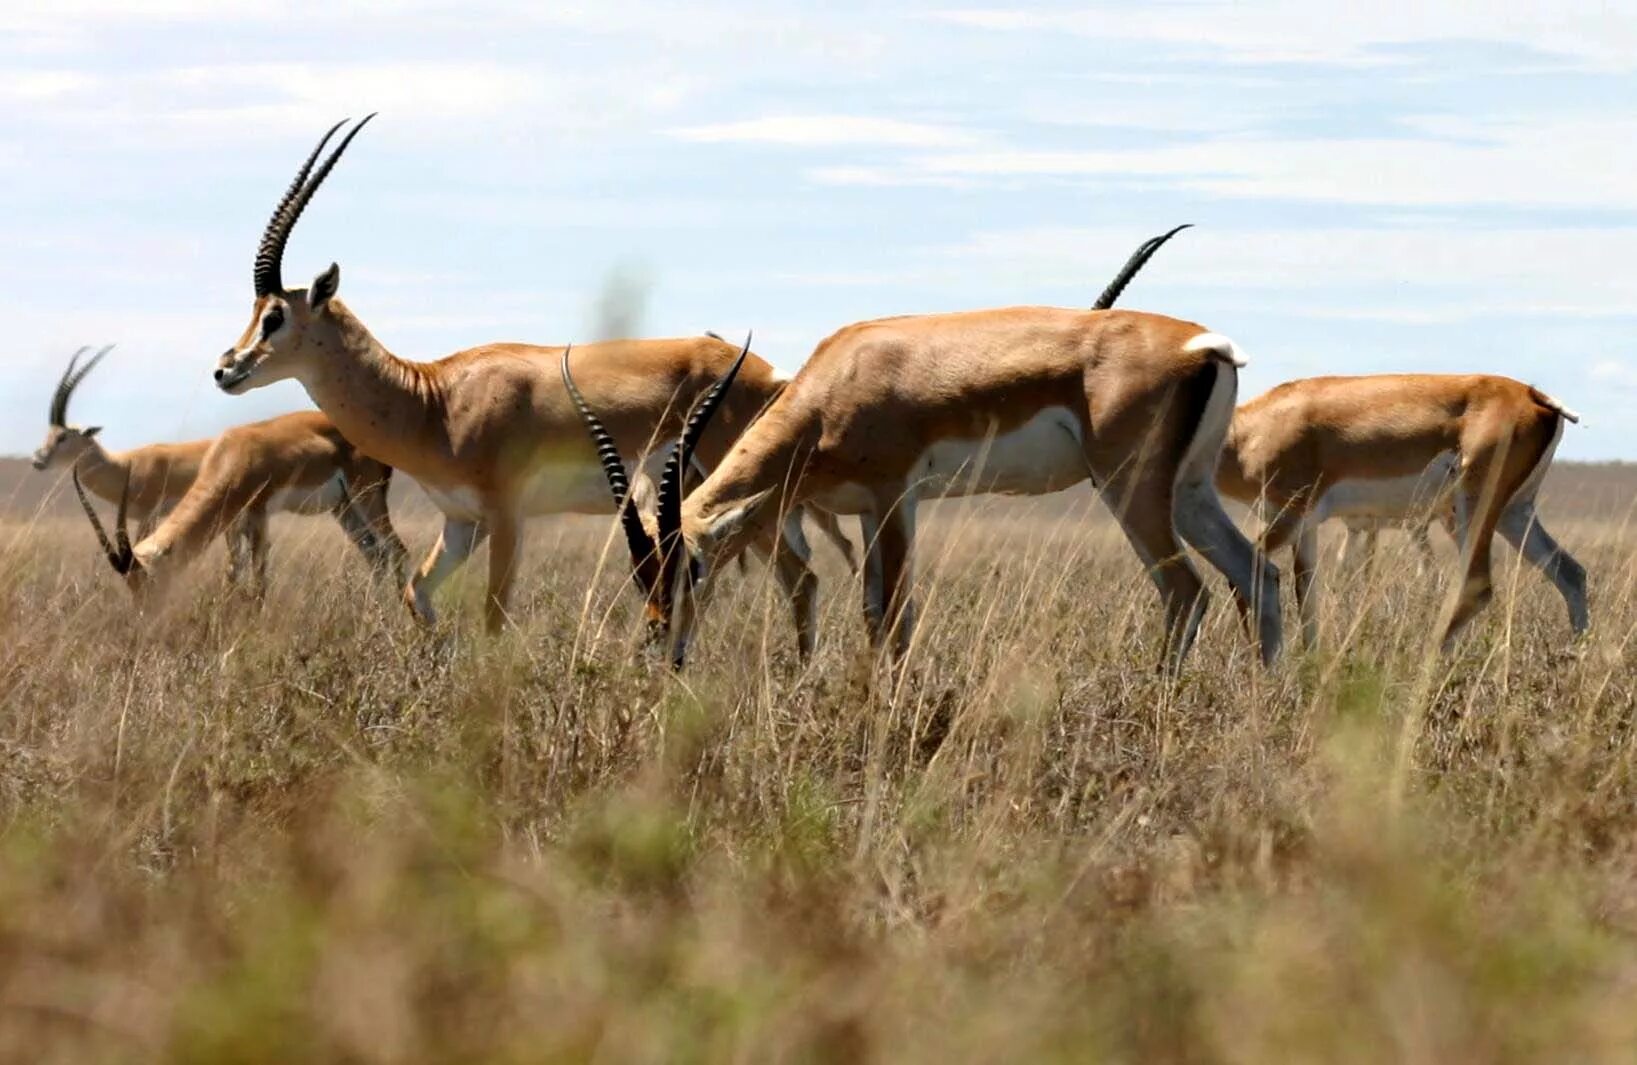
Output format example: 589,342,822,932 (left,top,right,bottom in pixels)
71,467,150,598
561,335,757,669
33,345,112,470
215,116,374,395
